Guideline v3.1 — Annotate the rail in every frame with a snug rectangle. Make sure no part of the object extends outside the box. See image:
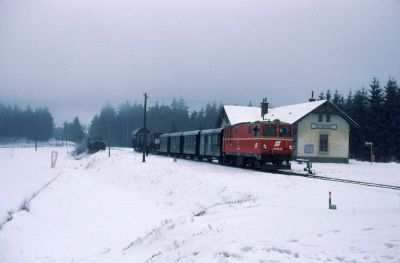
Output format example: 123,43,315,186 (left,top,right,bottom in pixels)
271,170,400,191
